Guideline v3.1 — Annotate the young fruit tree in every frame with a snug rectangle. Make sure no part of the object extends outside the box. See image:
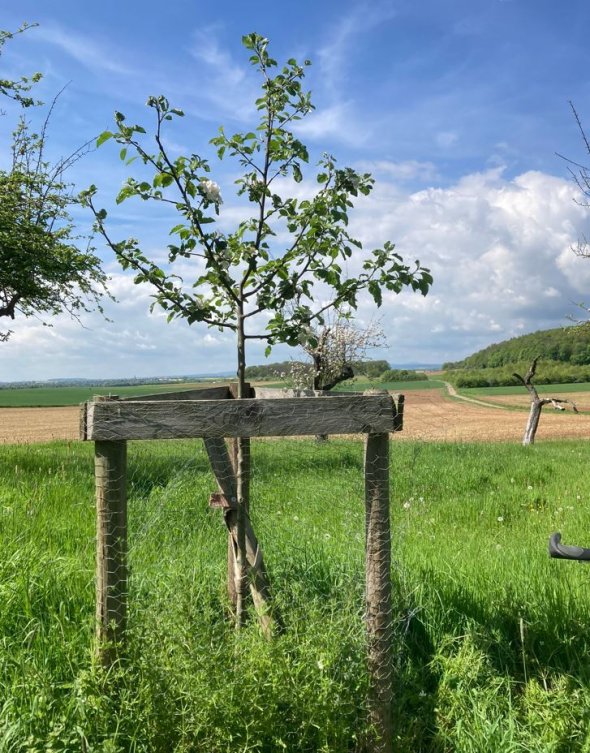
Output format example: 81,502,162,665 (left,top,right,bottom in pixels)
0,25,109,342
81,32,432,625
